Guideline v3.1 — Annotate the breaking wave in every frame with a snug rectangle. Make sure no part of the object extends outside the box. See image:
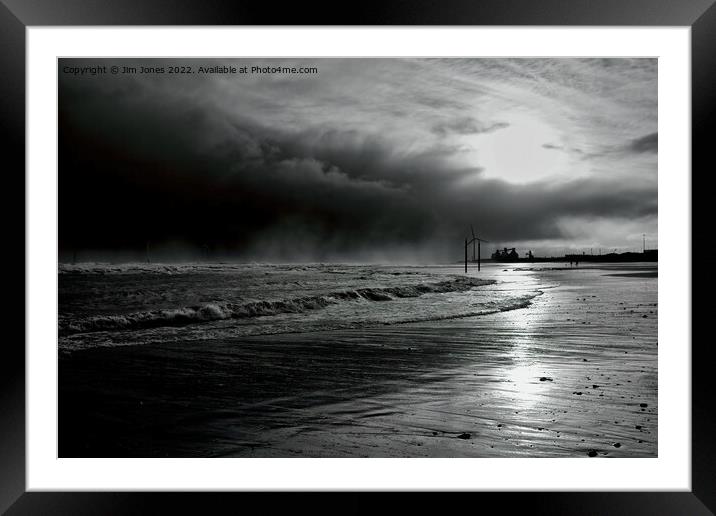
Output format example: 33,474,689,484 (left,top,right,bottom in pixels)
60,276,495,336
